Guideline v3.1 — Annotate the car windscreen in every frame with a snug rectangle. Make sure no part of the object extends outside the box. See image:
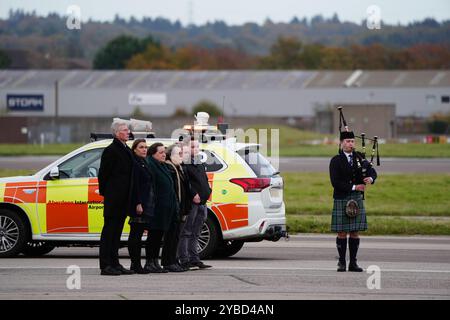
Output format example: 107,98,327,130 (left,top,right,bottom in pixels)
237,146,277,177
